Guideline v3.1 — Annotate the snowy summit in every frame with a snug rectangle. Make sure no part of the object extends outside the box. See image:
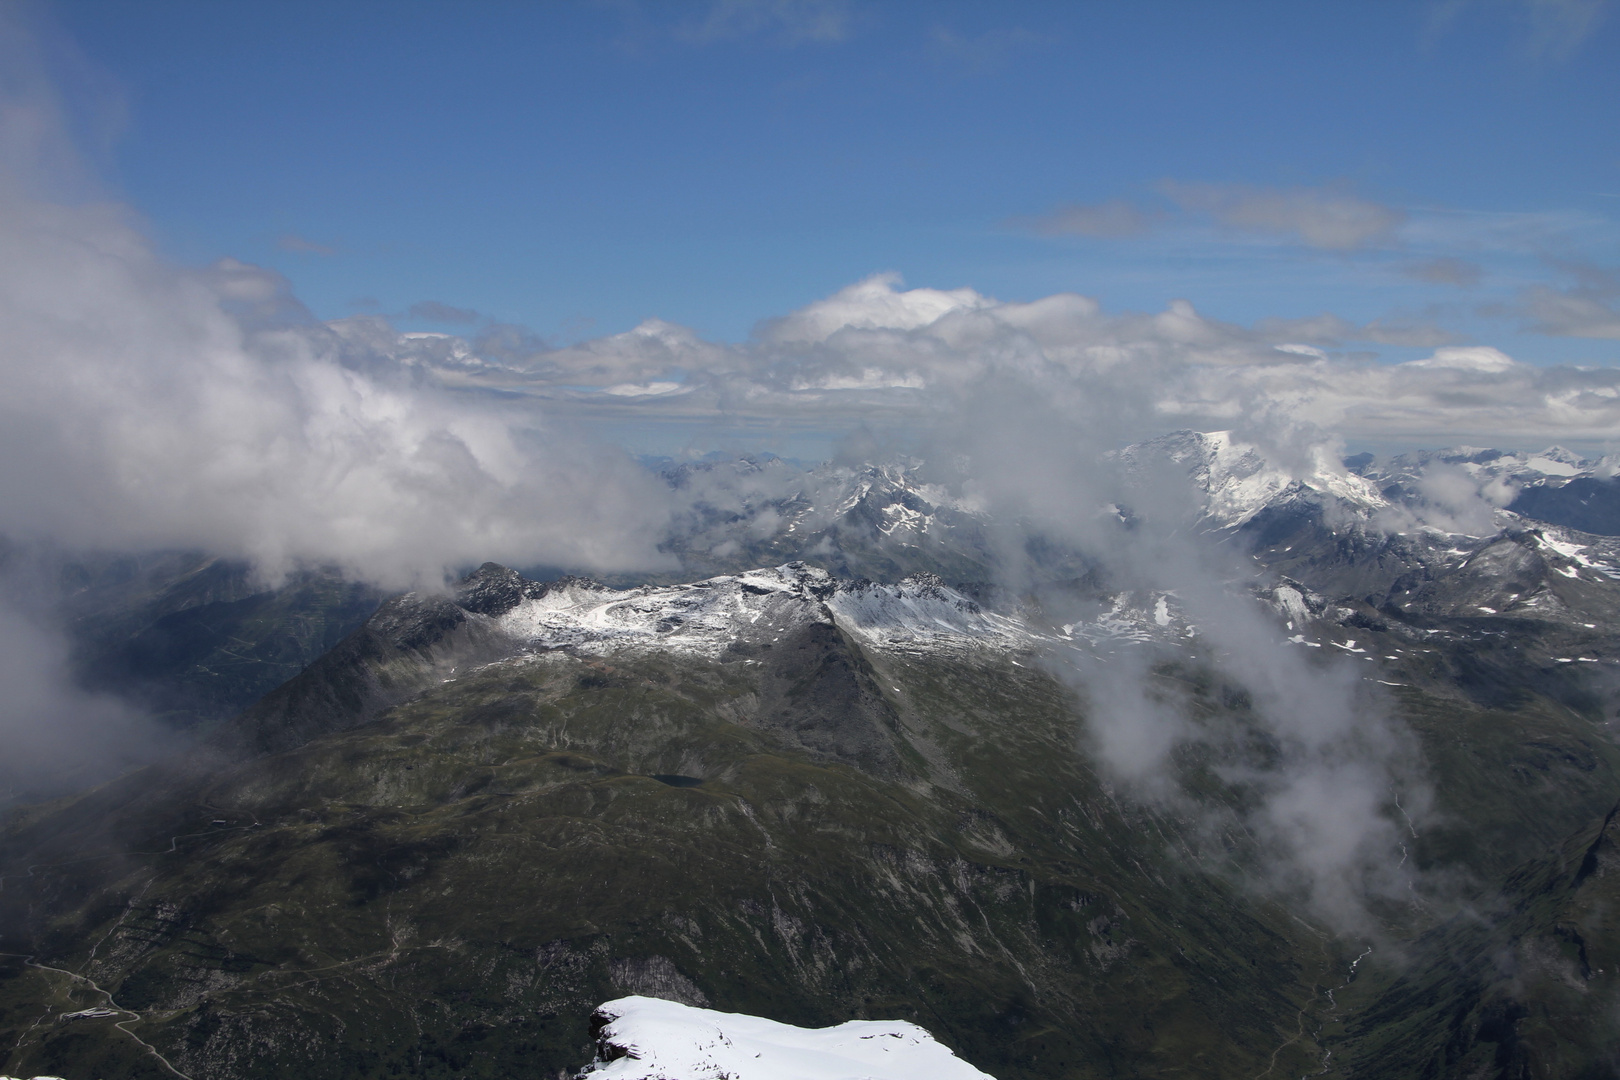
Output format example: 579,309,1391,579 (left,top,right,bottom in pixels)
495,564,1033,658
577,997,995,1080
